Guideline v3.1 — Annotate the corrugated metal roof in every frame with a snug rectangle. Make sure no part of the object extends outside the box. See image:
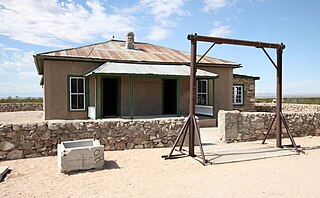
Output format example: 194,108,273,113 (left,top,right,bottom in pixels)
39,40,239,64
34,39,241,75
85,62,218,78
